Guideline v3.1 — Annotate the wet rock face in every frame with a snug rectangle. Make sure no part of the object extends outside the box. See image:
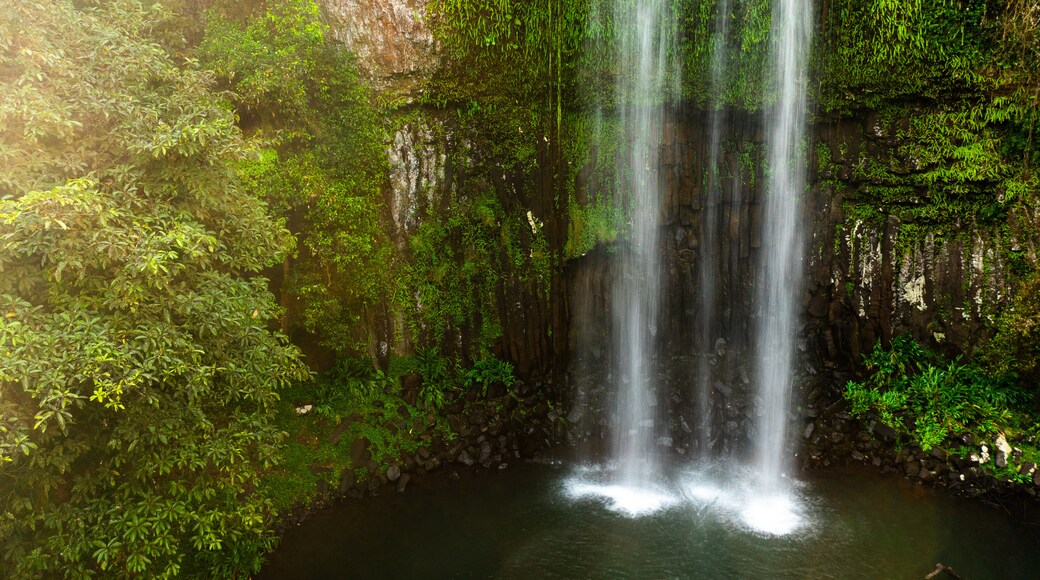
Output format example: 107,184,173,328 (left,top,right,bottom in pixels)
387,122,446,243
560,108,1037,452
320,0,441,97
565,110,1029,381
